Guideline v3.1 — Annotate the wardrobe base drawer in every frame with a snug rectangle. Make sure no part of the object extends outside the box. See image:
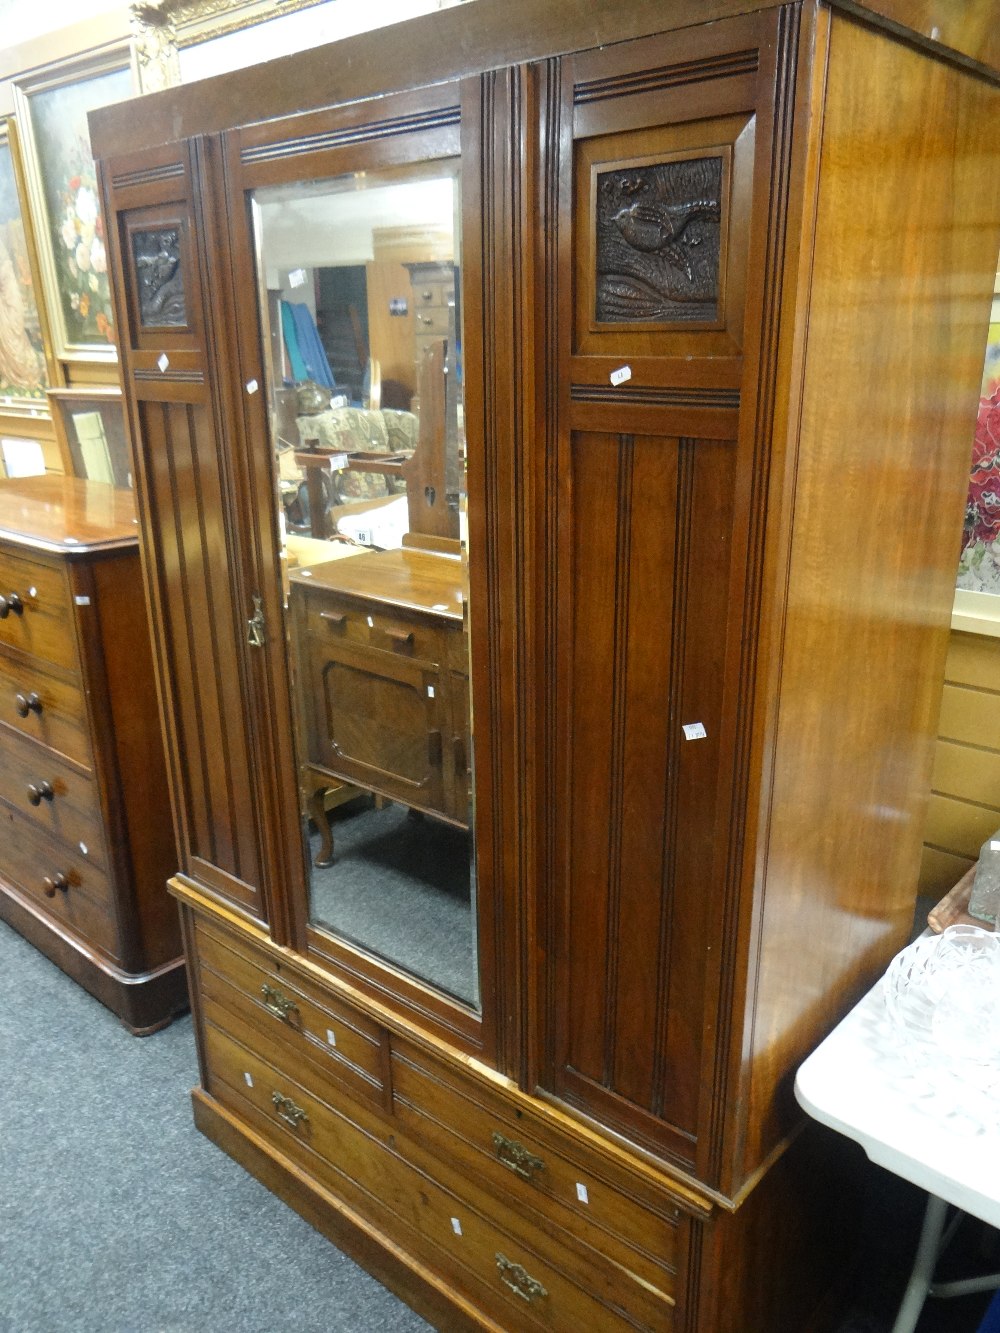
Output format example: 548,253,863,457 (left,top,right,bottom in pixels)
391,1037,689,1302
191,1086,497,1333
192,913,388,1105
201,1018,675,1332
